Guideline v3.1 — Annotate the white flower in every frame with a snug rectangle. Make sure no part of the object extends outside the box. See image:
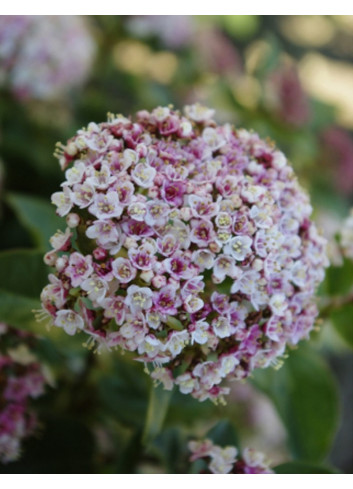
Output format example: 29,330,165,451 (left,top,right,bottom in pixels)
190,320,210,345
81,276,108,304
249,205,273,229
125,285,153,312
209,446,238,474
64,161,86,185
123,149,139,169
241,184,265,203
165,330,189,357
231,271,260,295
269,293,288,316
131,163,156,188
184,295,204,313
202,127,225,151
192,249,215,271
184,103,215,122
212,316,233,339
51,186,72,216
175,373,198,394
54,310,84,335
137,335,164,358
224,235,252,261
